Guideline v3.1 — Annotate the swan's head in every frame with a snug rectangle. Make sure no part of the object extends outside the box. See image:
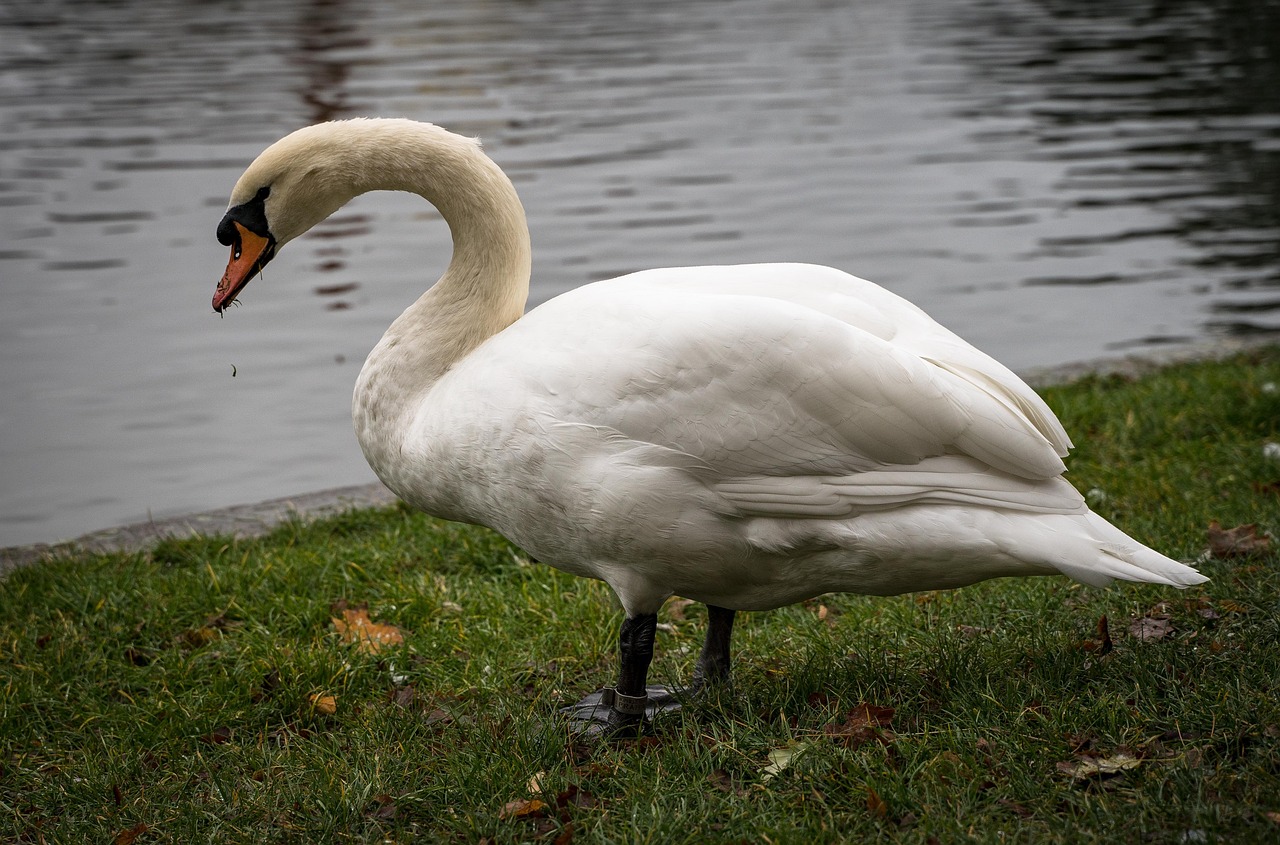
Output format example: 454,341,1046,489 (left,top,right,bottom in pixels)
213,121,371,312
